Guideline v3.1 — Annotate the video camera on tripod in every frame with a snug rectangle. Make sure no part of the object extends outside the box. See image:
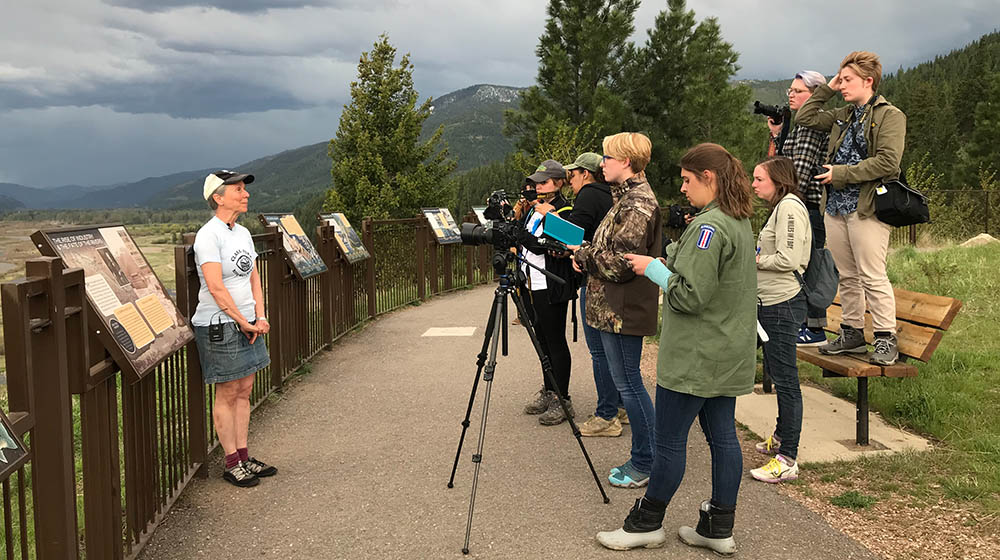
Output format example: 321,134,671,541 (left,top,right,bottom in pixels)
459,189,568,255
